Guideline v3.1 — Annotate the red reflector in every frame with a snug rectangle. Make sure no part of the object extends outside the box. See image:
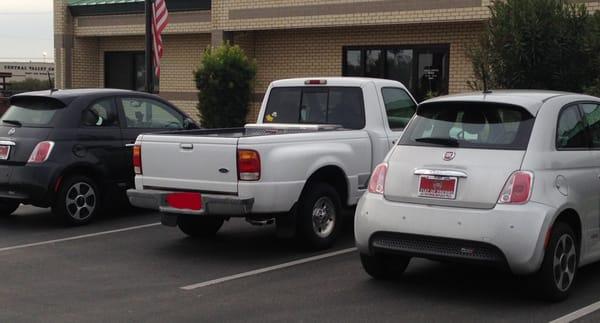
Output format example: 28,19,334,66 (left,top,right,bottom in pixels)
166,192,202,211
305,79,327,85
